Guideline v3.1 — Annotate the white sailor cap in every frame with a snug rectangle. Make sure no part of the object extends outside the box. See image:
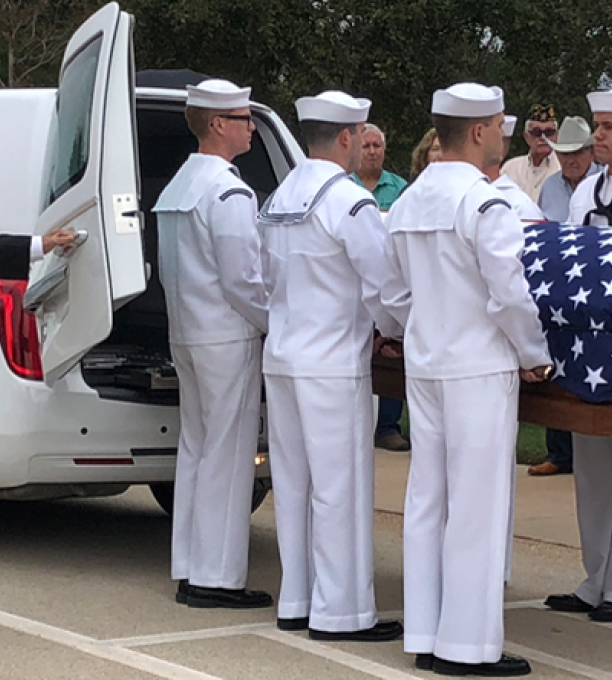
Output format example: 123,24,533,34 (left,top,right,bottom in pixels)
295,90,371,124
502,115,517,137
587,90,612,113
432,83,504,118
186,79,251,110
